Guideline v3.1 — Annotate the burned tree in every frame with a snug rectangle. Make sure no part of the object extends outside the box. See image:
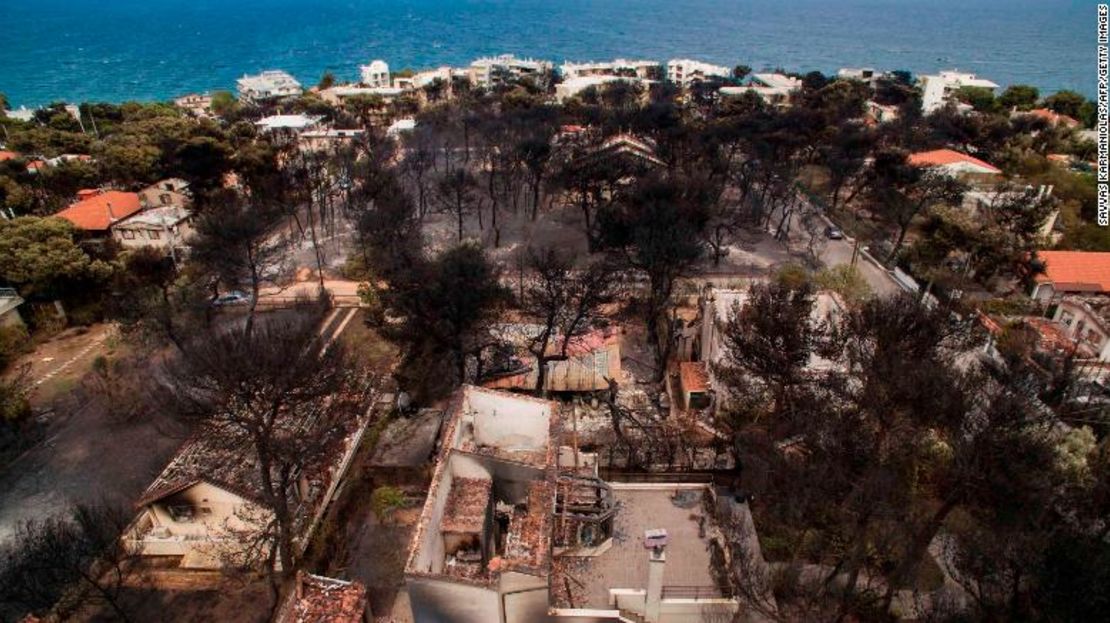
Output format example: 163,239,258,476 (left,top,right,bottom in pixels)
716,279,818,422
161,308,370,610
0,503,141,623
599,180,705,380
519,247,620,395
189,192,291,337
